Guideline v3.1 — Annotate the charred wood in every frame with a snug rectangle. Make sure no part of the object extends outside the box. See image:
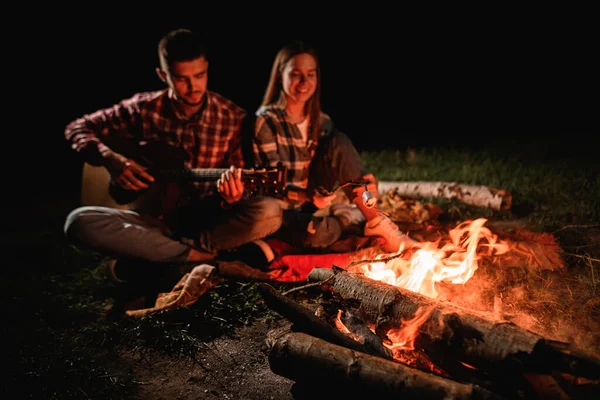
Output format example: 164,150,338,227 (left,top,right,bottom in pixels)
257,283,394,361
553,373,600,399
522,373,570,400
530,340,600,381
318,298,394,362
339,308,393,361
